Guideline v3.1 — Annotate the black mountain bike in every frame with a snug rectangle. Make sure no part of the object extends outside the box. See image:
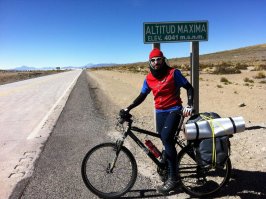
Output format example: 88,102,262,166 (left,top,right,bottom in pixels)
81,111,231,198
